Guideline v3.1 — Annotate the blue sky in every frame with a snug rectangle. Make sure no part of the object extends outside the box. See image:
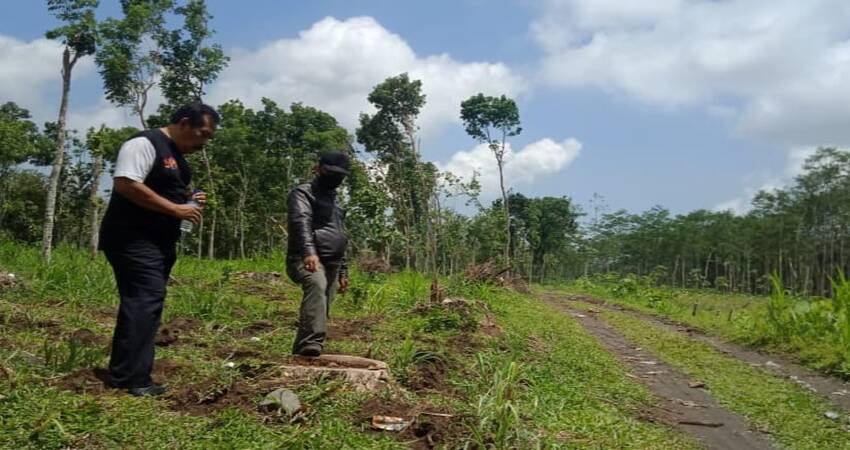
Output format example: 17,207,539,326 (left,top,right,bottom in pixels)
4,0,848,216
